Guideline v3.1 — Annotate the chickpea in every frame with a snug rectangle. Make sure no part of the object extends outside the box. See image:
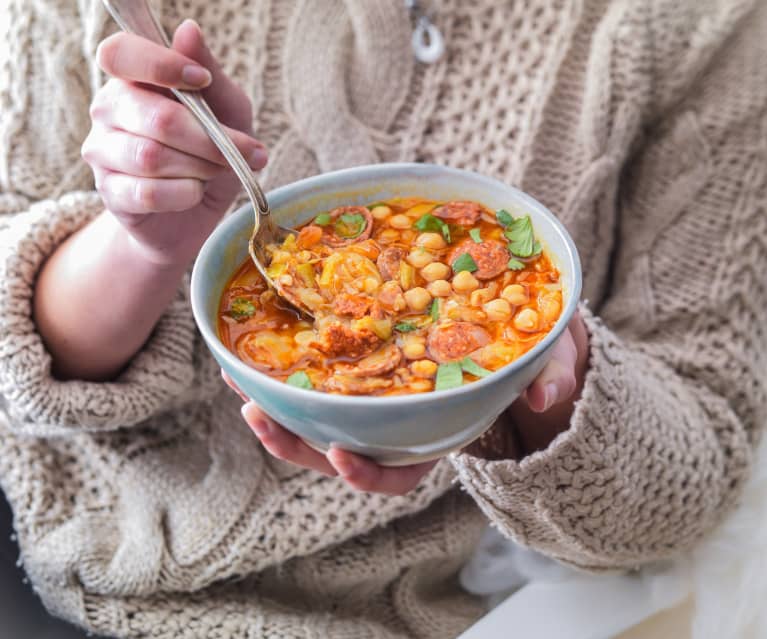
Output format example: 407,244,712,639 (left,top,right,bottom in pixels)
363,276,380,294
278,274,294,286
501,284,529,306
421,262,451,282
378,229,400,243
470,287,494,307
296,250,314,262
400,229,416,244
484,298,512,322
427,279,452,297
514,308,539,332
271,250,291,264
404,286,432,311
411,359,438,378
410,378,435,392
371,205,392,220
540,292,562,323
452,270,479,293
416,232,447,250
294,330,315,347
389,214,412,229
402,341,426,359
407,248,436,268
